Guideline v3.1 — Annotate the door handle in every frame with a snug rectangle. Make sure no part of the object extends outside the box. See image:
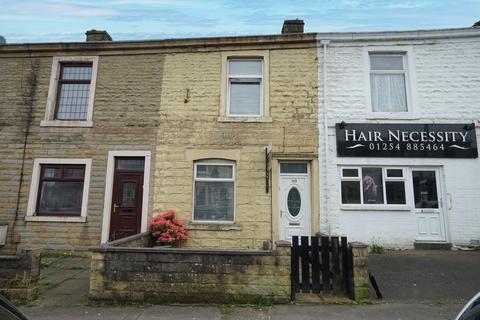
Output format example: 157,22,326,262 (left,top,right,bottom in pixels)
280,209,284,217
113,203,119,213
